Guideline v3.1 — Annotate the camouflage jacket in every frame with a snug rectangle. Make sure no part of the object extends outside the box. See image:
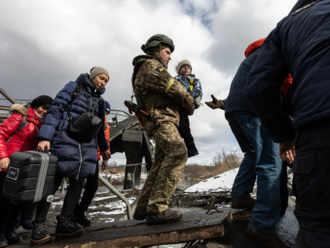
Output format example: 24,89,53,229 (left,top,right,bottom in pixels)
132,56,194,135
